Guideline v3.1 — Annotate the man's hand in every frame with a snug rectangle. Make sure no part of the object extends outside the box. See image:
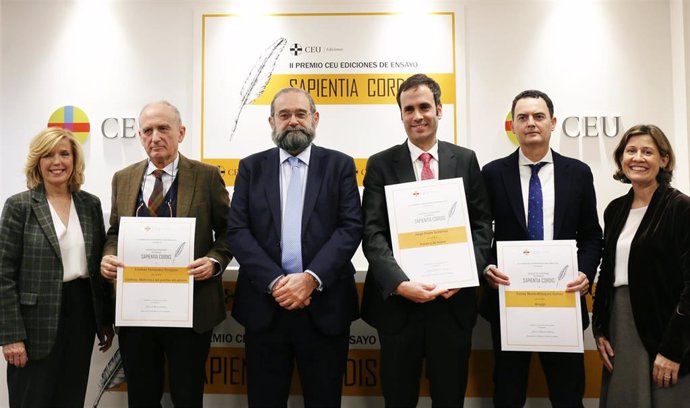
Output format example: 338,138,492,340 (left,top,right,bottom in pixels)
2,341,28,368
394,281,446,303
272,273,317,310
100,255,123,280
484,265,510,289
188,257,217,281
565,272,589,294
440,288,460,299
97,325,115,352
